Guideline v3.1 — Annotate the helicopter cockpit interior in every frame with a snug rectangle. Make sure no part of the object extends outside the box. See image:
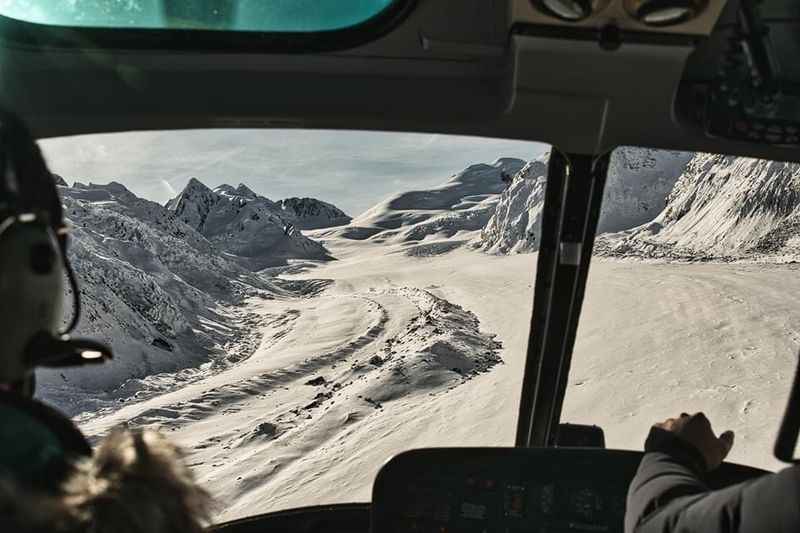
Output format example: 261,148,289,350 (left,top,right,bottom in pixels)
1,1,799,532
